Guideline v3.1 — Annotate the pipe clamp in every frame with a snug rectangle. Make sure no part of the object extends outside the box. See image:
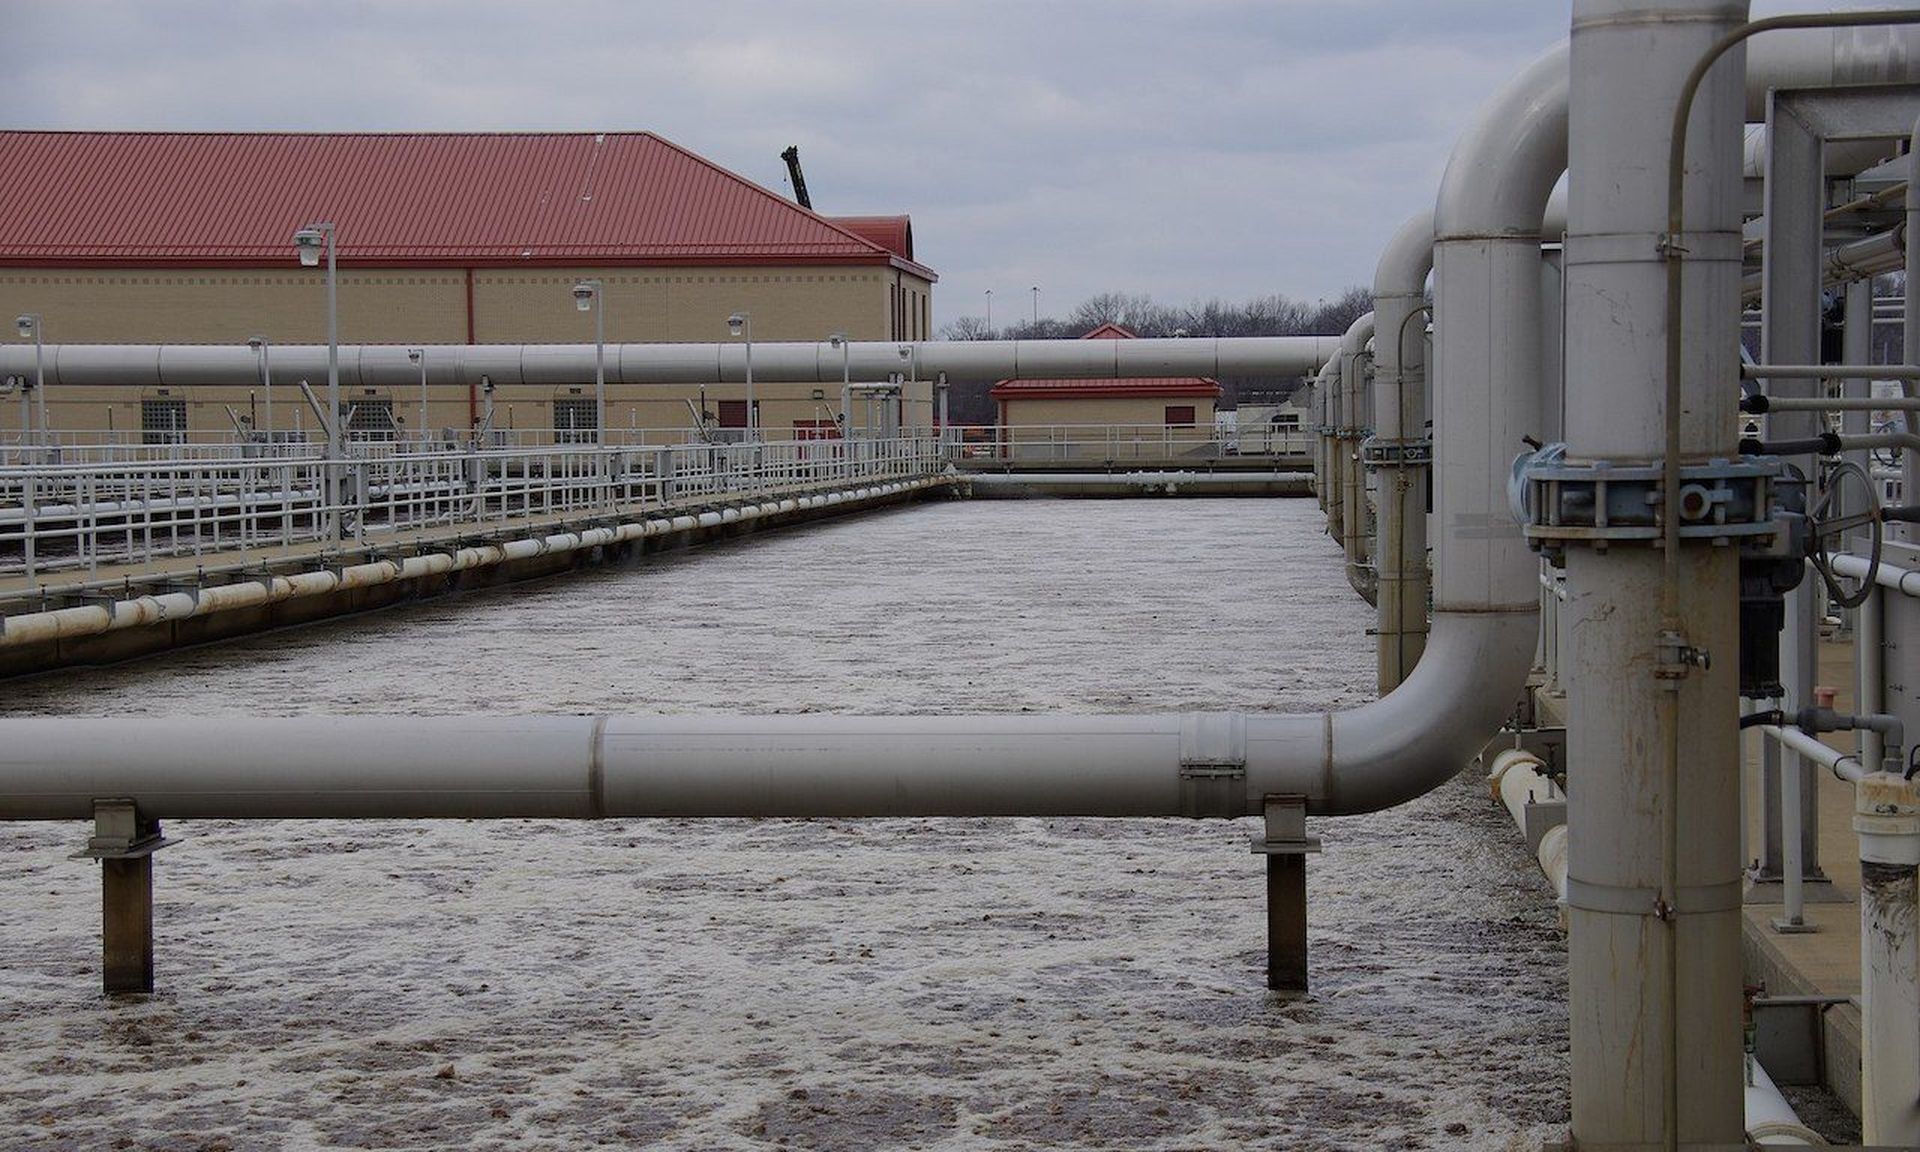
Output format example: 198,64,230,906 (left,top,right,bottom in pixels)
1360,437,1433,468
1179,713,1246,819
1511,448,1793,559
